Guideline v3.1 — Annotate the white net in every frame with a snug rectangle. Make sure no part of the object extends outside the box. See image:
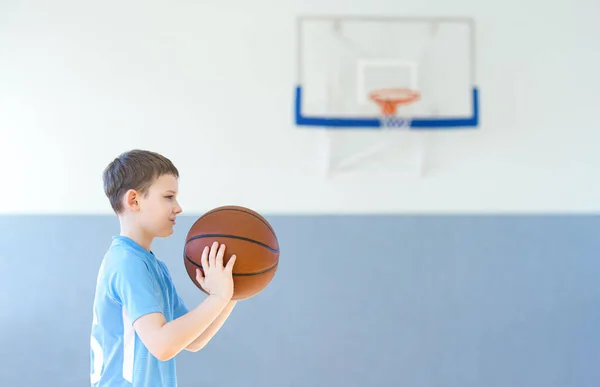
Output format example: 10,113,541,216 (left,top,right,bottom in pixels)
380,115,412,130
